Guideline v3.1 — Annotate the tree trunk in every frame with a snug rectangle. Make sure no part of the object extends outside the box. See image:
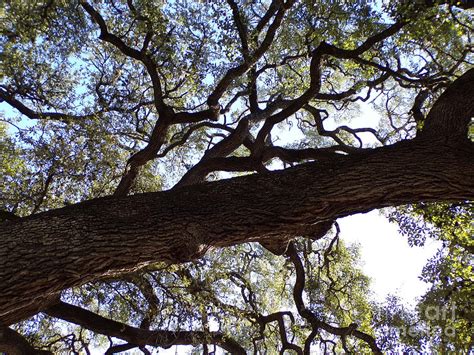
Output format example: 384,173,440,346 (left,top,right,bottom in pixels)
1,69,473,326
